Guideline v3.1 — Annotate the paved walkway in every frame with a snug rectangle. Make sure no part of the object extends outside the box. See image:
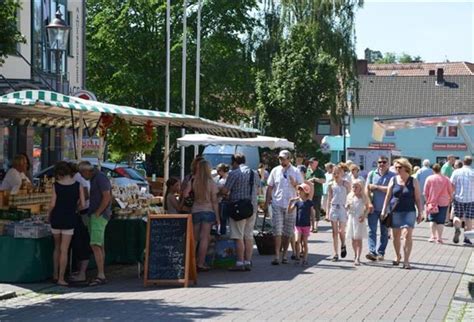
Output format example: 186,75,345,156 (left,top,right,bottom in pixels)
0,221,472,321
